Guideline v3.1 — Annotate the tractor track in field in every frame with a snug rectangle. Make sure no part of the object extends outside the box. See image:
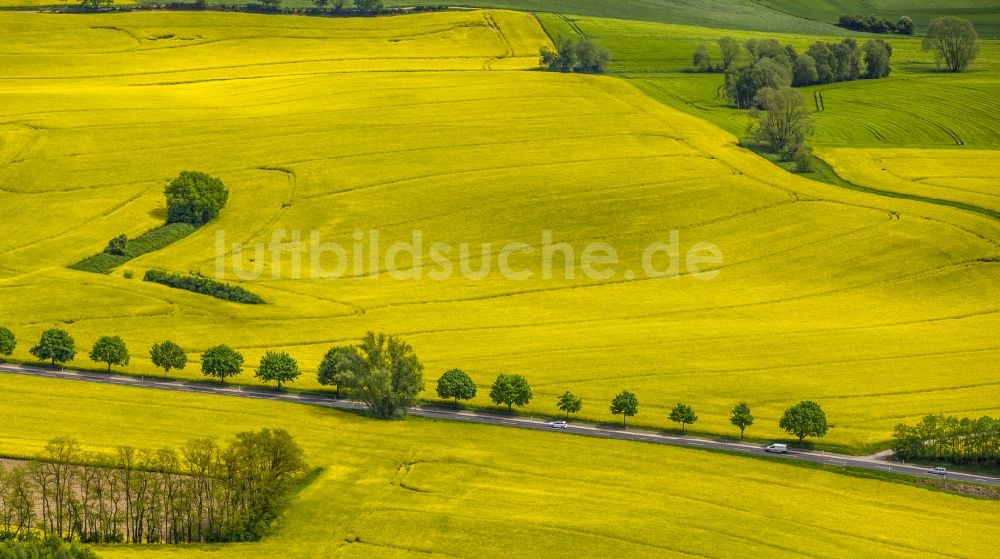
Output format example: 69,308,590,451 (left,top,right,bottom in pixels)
1,363,998,488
